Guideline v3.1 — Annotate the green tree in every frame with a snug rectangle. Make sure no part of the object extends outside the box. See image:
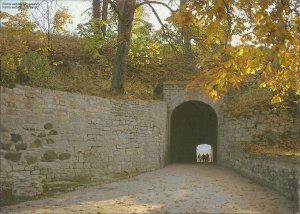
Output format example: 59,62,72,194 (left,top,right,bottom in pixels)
0,3,51,86
53,8,72,34
91,0,175,94
32,0,72,48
